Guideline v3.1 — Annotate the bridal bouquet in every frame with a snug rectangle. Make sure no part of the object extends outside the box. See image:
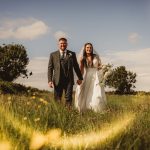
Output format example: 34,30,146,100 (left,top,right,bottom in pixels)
99,64,113,86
